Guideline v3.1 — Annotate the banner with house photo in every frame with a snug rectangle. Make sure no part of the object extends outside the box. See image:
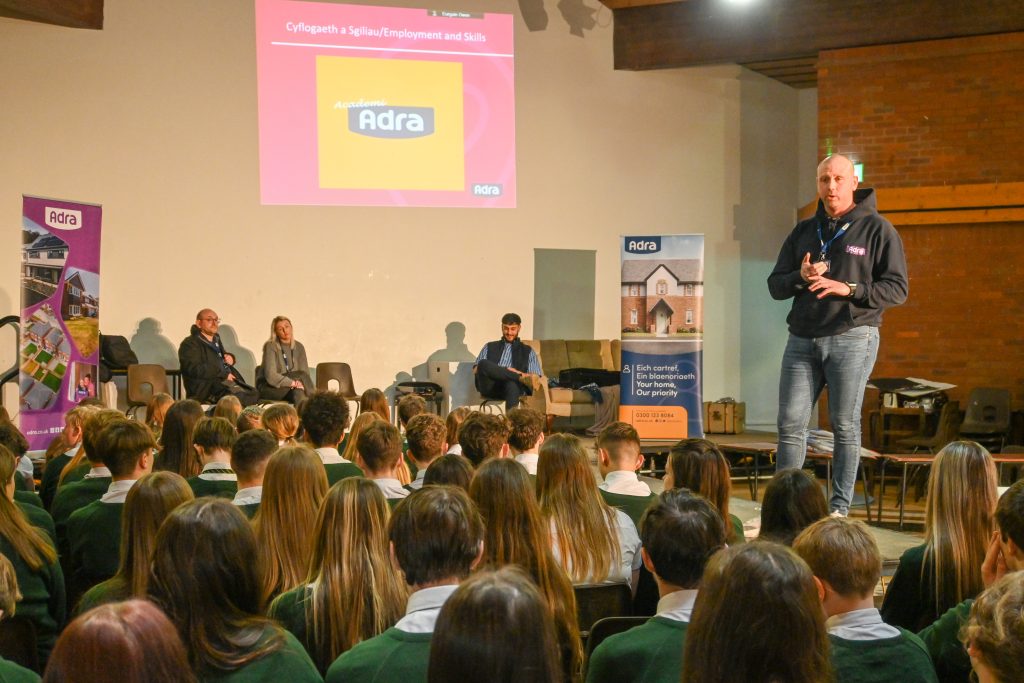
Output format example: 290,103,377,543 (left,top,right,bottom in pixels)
619,235,704,439
19,196,102,450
